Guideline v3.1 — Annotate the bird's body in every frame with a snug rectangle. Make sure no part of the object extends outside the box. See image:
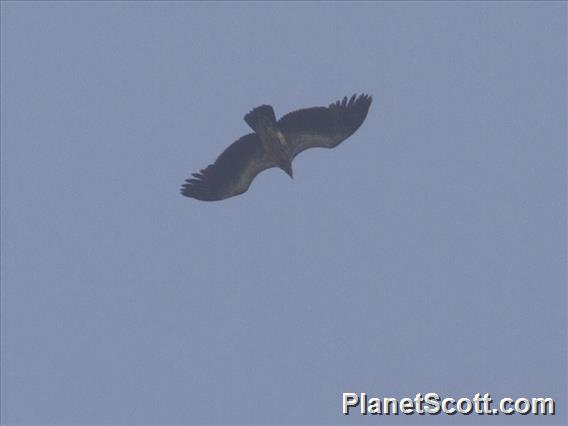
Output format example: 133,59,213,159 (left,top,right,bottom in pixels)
181,94,372,201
